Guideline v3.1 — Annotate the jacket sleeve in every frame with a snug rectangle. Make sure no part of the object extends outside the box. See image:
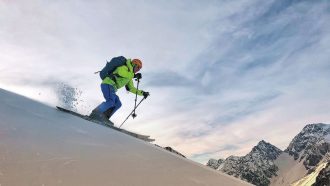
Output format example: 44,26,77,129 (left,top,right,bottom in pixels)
125,80,143,96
